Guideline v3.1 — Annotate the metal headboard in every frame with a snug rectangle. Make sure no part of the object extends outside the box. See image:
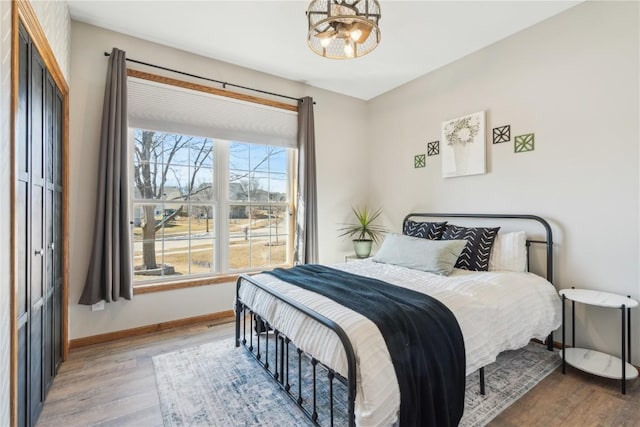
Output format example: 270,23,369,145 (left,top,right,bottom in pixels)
402,213,554,285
